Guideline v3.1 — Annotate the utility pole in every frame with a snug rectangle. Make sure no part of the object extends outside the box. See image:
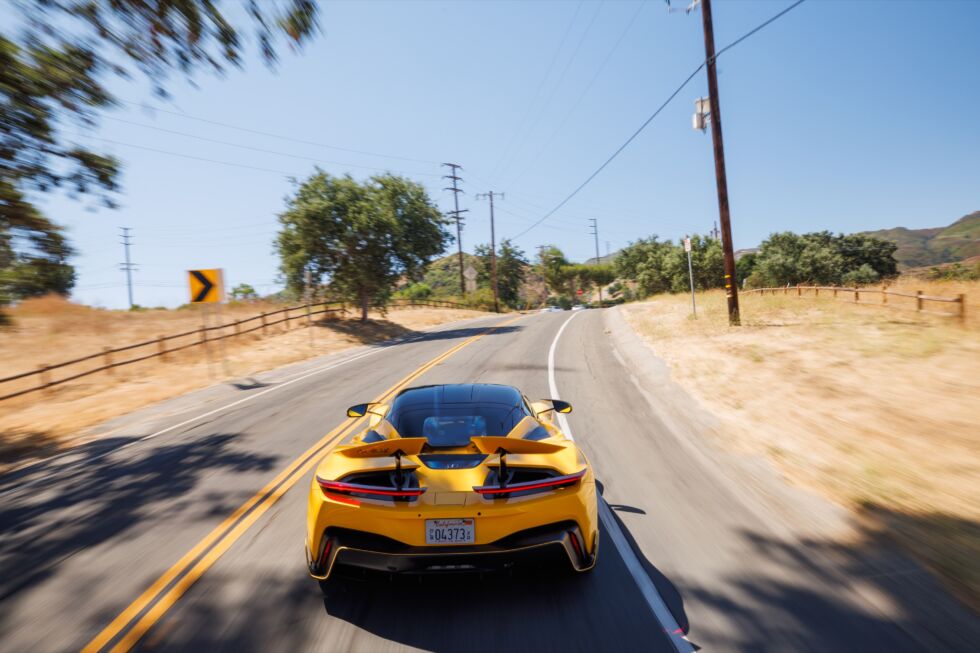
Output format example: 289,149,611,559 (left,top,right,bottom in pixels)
475,191,502,313
589,218,603,306
118,227,137,309
699,0,740,325
442,163,468,297
606,240,611,262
